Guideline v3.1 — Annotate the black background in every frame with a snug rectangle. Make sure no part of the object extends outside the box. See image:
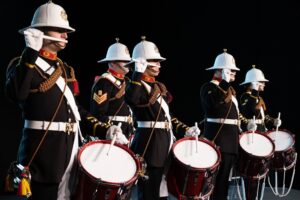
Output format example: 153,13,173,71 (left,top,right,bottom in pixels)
1,0,299,193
